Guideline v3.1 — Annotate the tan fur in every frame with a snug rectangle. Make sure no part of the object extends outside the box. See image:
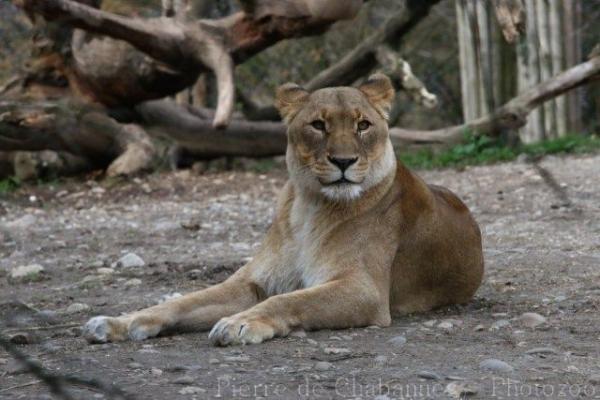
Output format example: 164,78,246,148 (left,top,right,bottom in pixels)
83,74,484,346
